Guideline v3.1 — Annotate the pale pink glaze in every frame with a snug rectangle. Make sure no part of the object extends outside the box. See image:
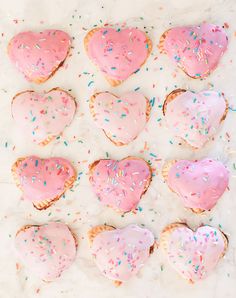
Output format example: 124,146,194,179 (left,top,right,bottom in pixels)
12,89,76,144
15,222,77,281
92,92,147,144
90,158,151,212
167,159,229,210
165,90,226,148
8,30,71,82
14,156,75,203
87,27,150,81
164,225,226,282
91,224,154,282
162,23,228,78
